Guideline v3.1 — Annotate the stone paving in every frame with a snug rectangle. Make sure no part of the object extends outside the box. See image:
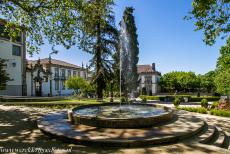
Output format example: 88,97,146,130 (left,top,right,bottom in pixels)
0,105,230,154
